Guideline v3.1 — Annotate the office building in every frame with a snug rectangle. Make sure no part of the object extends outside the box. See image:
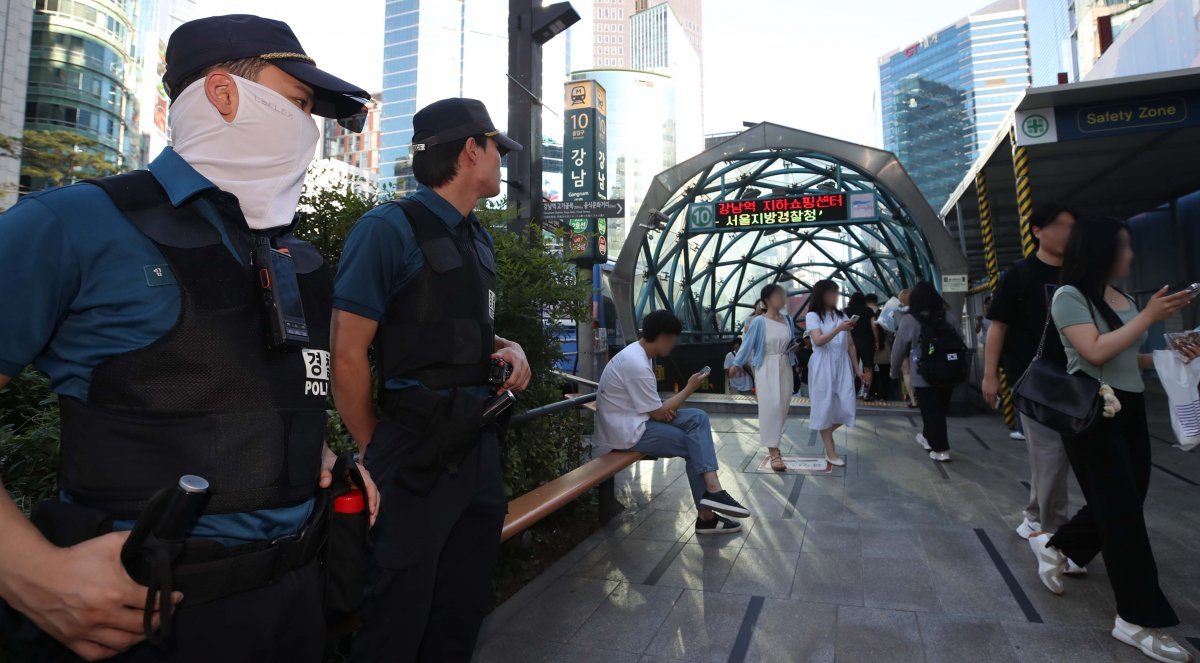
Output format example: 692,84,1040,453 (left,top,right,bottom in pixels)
131,0,196,162
878,0,1030,210
570,68,678,254
0,0,34,208
1075,0,1200,81
25,0,141,189
379,0,507,193
588,0,700,69
321,94,382,180
630,1,703,162
1027,0,1075,85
